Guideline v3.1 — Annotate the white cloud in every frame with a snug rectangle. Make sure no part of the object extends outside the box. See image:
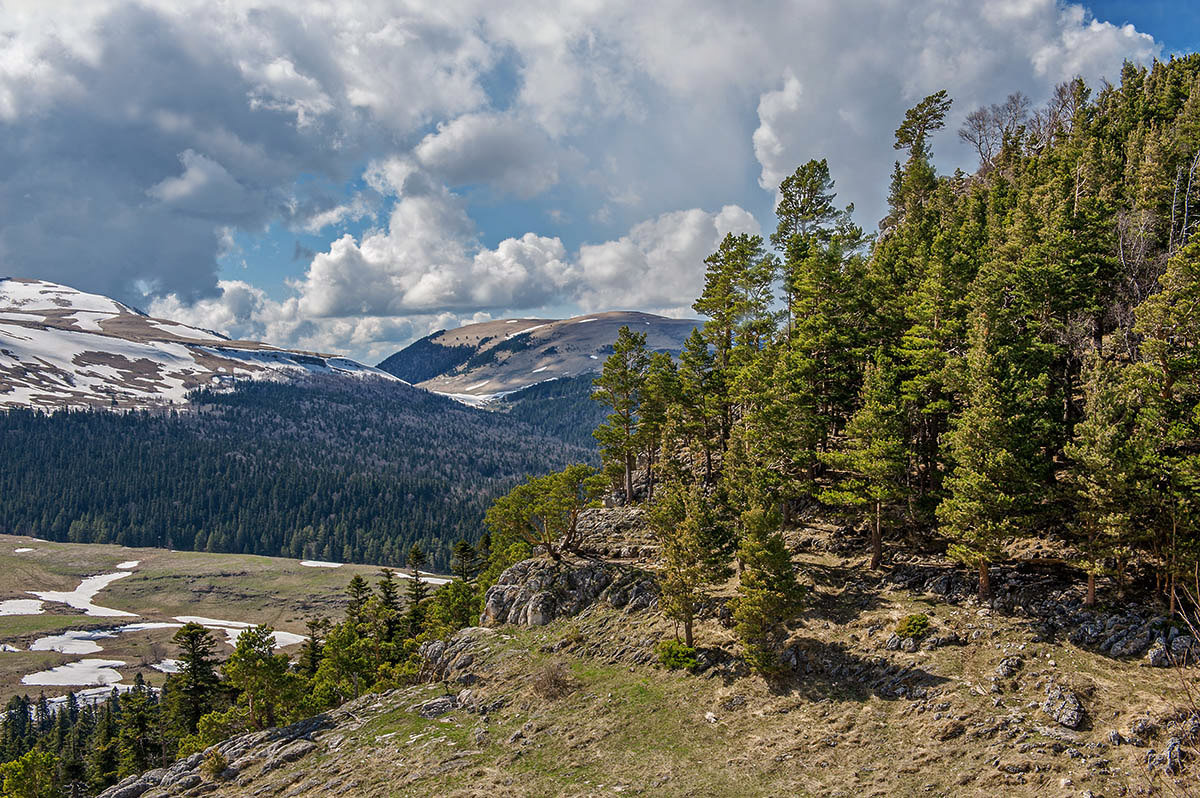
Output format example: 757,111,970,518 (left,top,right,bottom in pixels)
414,112,572,198
573,205,760,316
